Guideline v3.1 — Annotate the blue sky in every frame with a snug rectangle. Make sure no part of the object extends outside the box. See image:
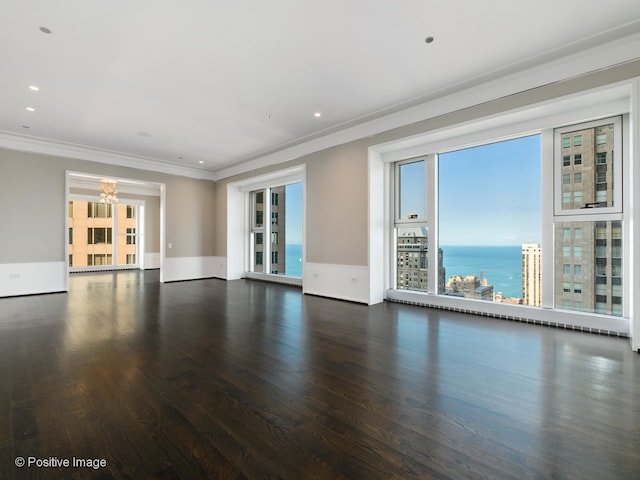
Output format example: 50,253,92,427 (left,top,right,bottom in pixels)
285,182,303,244
401,134,541,246
439,135,541,245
